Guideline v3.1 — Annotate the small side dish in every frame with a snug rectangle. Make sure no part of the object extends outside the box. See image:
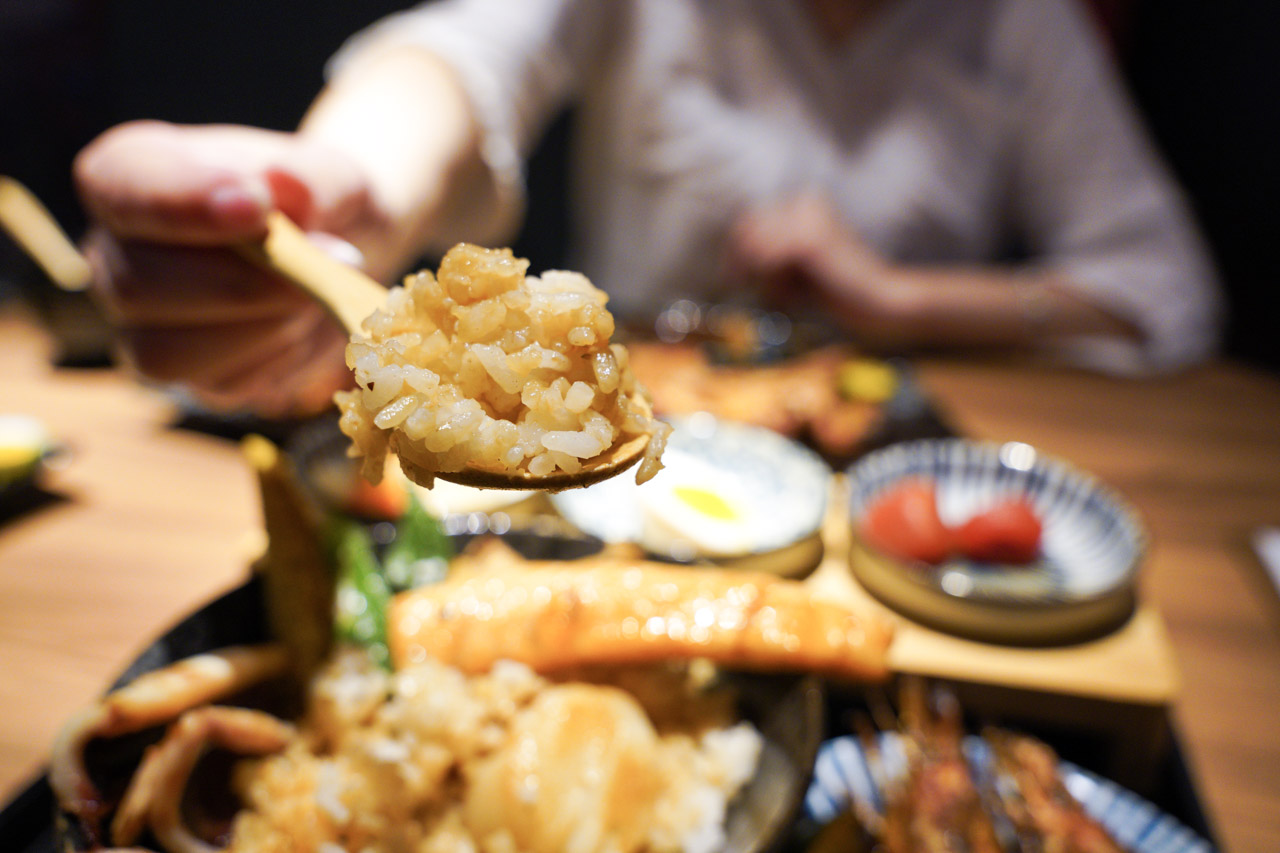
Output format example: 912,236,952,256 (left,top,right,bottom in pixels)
846,439,1146,645
805,680,1151,853
0,414,52,486
627,341,889,466
0,413,55,514
551,416,832,577
334,243,668,490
